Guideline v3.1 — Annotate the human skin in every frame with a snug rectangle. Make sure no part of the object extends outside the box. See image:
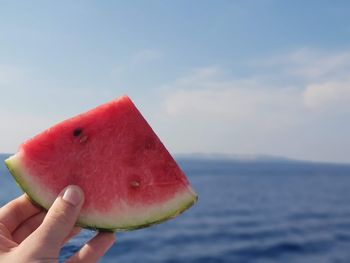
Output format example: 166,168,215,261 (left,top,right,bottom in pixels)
0,185,115,263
